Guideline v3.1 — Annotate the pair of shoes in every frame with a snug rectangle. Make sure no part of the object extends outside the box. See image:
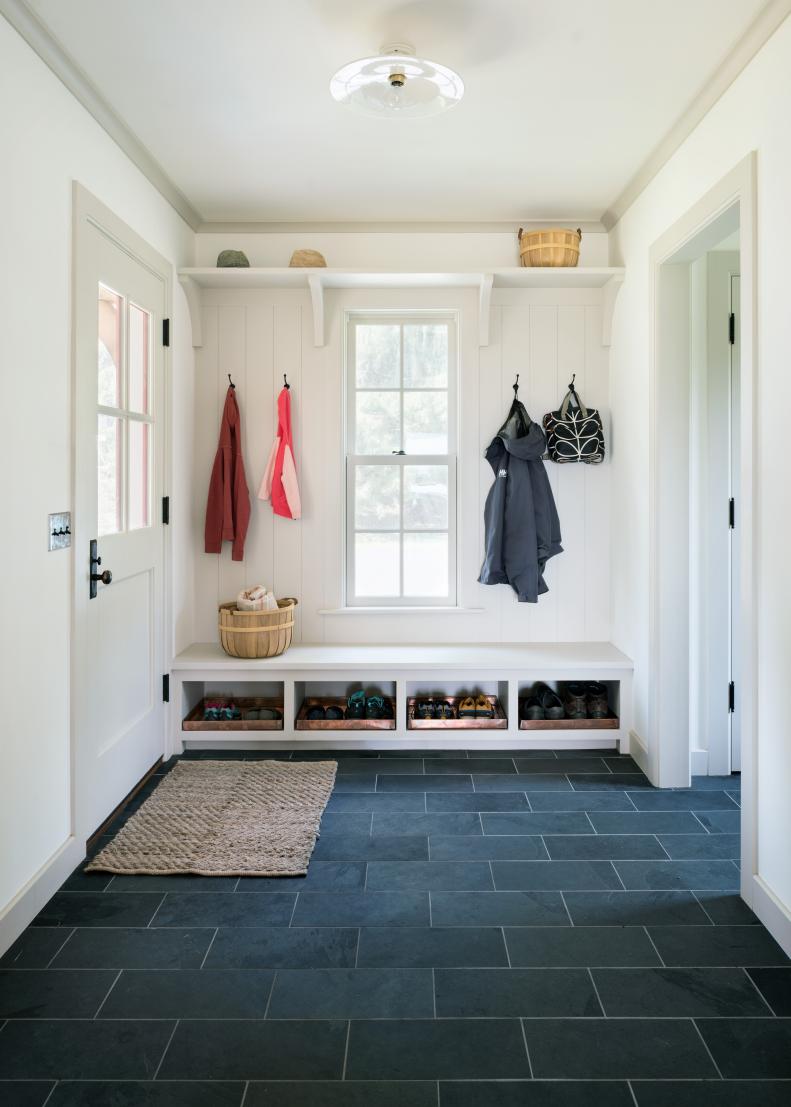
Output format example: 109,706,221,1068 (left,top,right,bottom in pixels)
416,699,456,720
521,683,564,721
459,694,494,719
243,707,282,721
562,681,609,719
346,690,395,720
203,700,240,721
306,703,344,721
